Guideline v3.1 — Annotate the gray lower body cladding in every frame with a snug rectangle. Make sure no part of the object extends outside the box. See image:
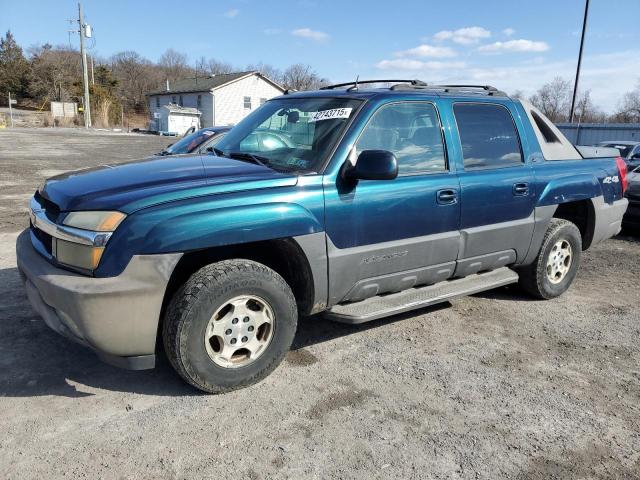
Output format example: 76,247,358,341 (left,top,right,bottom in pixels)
16,230,182,370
